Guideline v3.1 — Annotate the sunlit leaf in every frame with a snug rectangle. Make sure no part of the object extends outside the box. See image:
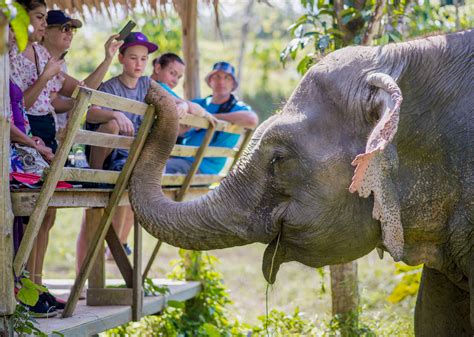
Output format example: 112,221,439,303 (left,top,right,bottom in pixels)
9,3,29,51
17,287,39,306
